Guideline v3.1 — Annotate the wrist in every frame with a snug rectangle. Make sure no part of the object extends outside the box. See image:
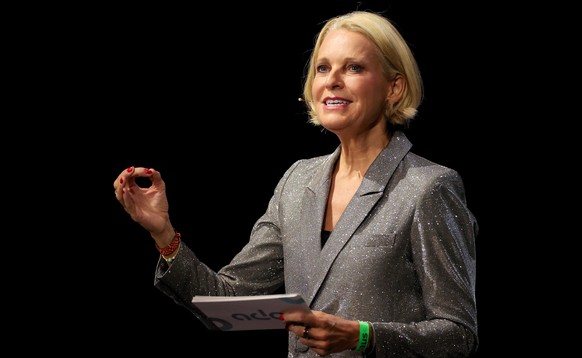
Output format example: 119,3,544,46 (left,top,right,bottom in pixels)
353,321,370,353
152,224,176,248
155,229,181,259
162,238,181,264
